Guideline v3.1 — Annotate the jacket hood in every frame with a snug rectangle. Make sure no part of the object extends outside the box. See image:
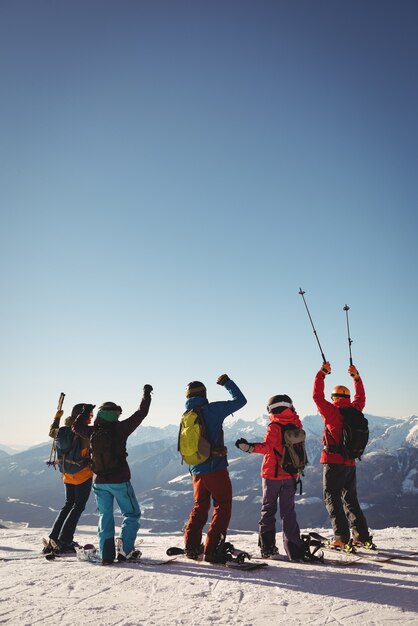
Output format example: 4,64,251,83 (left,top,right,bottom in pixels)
185,397,209,411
